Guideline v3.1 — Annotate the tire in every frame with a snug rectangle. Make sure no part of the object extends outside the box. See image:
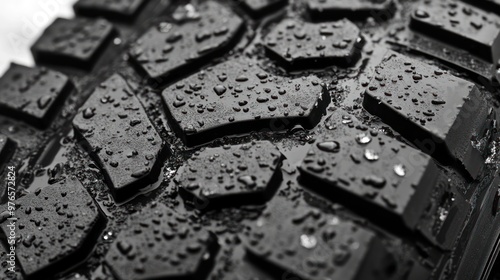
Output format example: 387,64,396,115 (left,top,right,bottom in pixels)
0,0,499,280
